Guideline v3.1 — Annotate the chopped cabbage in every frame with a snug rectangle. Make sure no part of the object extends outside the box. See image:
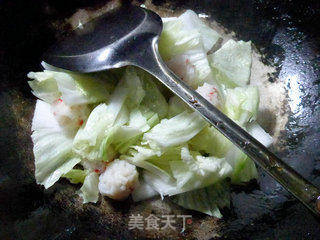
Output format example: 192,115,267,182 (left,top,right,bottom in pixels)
136,69,168,119
209,39,252,88
159,20,201,61
63,169,87,184
169,146,232,193
223,86,259,125
225,122,273,184
112,108,151,154
125,146,232,196
79,172,100,203
132,180,158,202
171,180,230,218
159,10,221,89
73,103,125,161
168,95,190,118
189,126,232,158
28,70,113,105
31,100,81,188
179,10,221,52
159,10,220,60
144,111,207,149
28,71,60,103
28,9,274,218
73,67,167,161
225,147,258,184
122,145,178,182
